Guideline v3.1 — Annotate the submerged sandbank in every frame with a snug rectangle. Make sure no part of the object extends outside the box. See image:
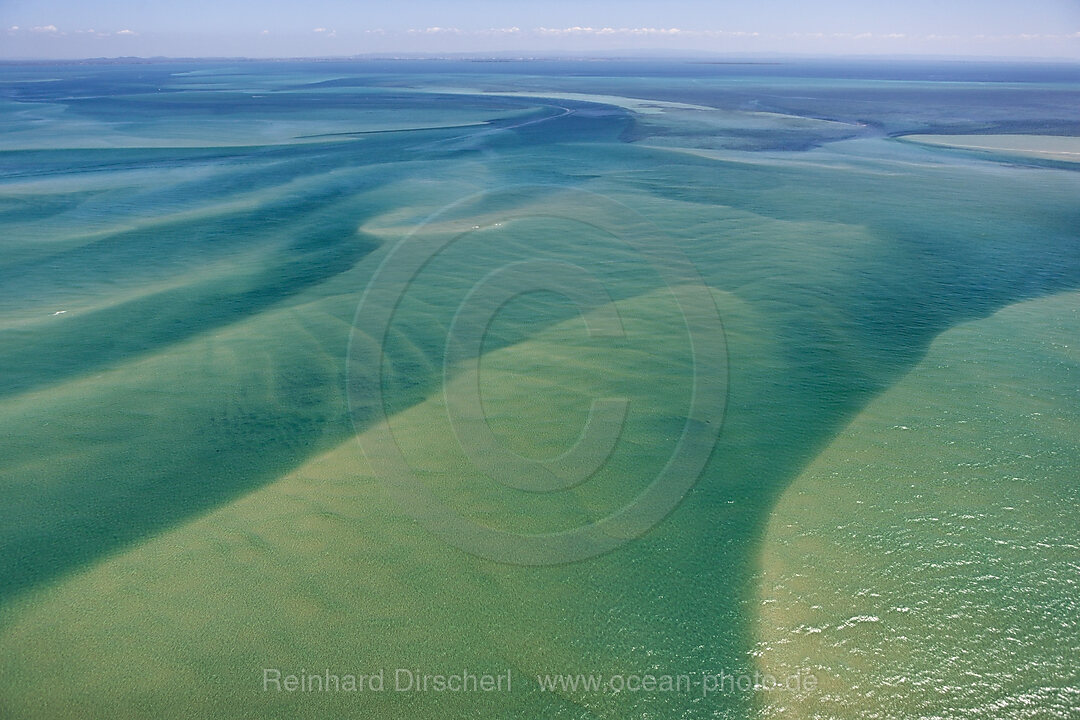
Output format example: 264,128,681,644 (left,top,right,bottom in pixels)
0,286,758,719
756,291,1080,719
